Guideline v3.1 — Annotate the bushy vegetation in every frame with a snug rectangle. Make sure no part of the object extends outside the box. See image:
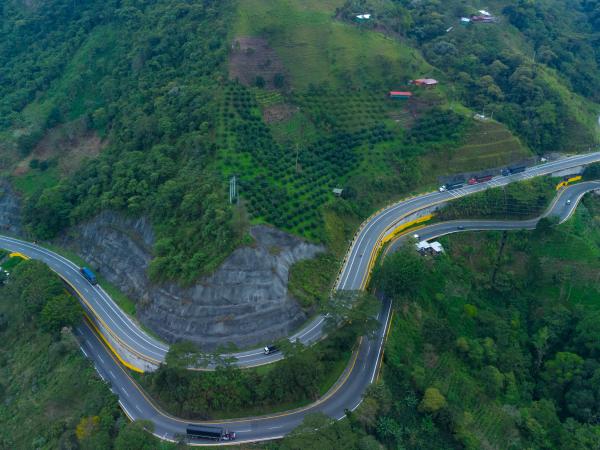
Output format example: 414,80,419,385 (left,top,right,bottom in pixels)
264,195,600,450
1,0,239,283
338,0,599,153
0,259,168,448
438,176,559,220
138,292,378,419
